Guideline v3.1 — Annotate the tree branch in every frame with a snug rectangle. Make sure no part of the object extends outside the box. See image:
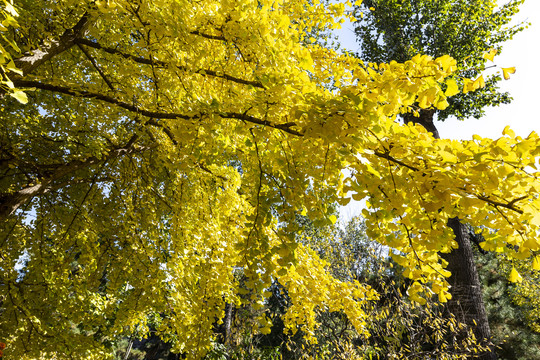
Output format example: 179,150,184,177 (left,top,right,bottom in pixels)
77,43,116,91
14,13,93,76
373,150,420,171
12,79,304,136
75,38,264,88
473,193,524,214
189,29,227,41
145,118,177,145
0,140,152,222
